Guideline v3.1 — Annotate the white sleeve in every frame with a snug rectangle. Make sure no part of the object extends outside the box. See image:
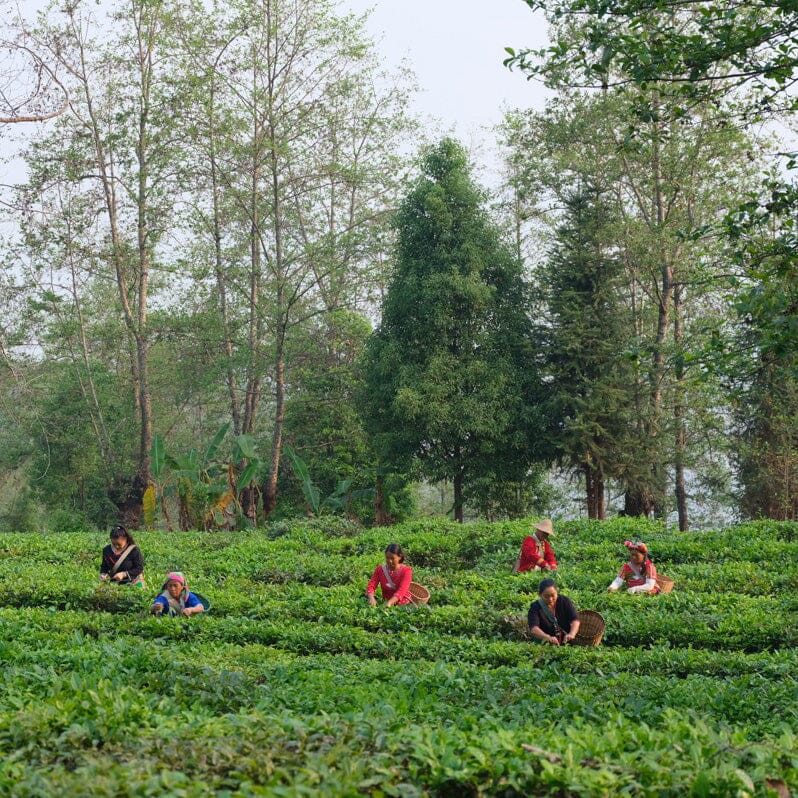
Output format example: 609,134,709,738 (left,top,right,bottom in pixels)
608,577,624,592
